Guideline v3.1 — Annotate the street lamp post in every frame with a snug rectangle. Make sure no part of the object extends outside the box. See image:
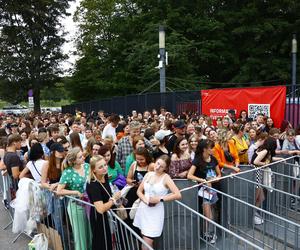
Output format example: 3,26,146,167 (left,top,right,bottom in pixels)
292,34,297,88
159,26,166,93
